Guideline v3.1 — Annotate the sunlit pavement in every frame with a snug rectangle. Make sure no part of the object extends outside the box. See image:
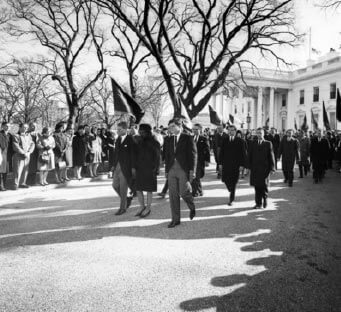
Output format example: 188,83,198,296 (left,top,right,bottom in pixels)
0,164,340,312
